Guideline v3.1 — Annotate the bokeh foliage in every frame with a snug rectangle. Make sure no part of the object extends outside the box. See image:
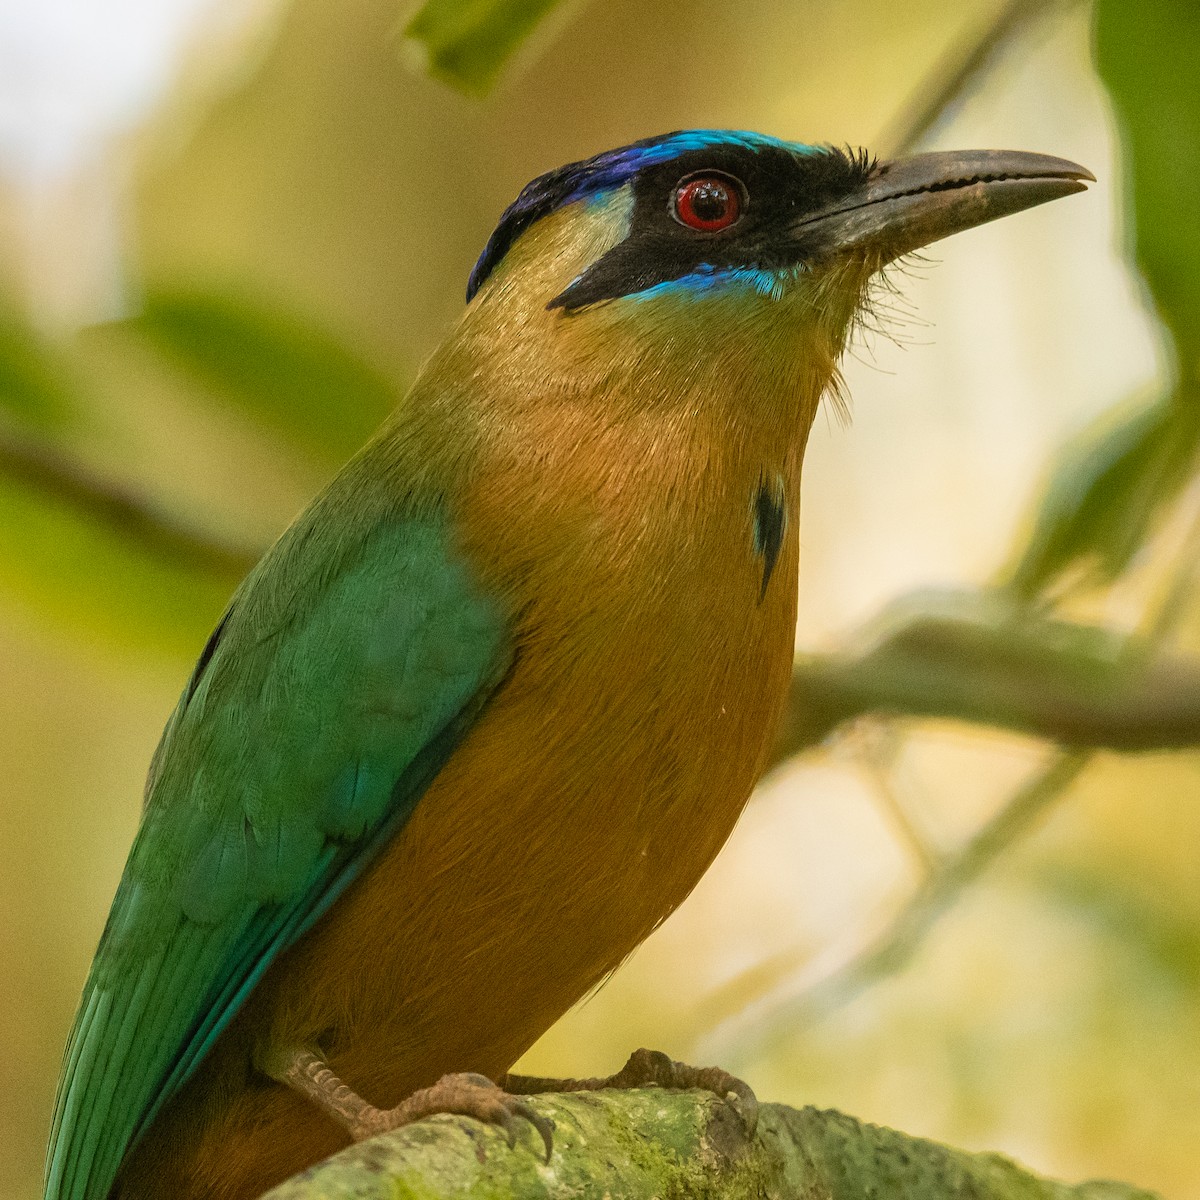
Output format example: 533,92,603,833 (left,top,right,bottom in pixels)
404,0,571,95
0,312,79,432
1011,0,1200,597
2,1,1199,1198
124,289,399,466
